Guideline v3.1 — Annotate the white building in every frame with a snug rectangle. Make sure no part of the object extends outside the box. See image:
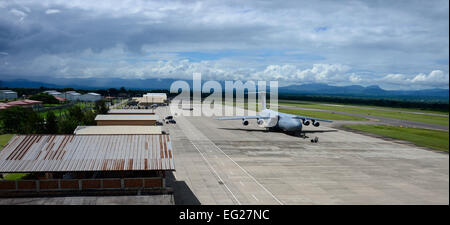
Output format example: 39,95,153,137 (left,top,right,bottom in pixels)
138,93,167,104
80,92,102,102
64,91,82,101
43,90,64,98
0,90,18,100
